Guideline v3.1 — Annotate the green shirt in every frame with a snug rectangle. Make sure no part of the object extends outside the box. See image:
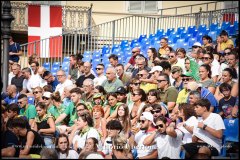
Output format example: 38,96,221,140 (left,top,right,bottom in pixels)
64,102,77,127
110,102,123,115
102,78,124,93
19,104,37,120
48,104,66,120
159,86,178,104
